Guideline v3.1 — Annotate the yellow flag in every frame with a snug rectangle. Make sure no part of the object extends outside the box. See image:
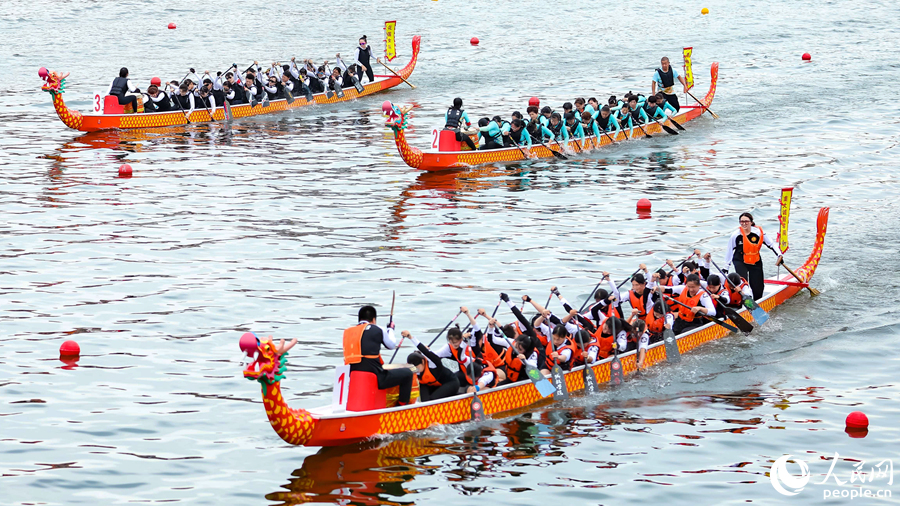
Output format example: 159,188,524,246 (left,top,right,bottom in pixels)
778,187,793,253
682,47,694,91
384,20,397,61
